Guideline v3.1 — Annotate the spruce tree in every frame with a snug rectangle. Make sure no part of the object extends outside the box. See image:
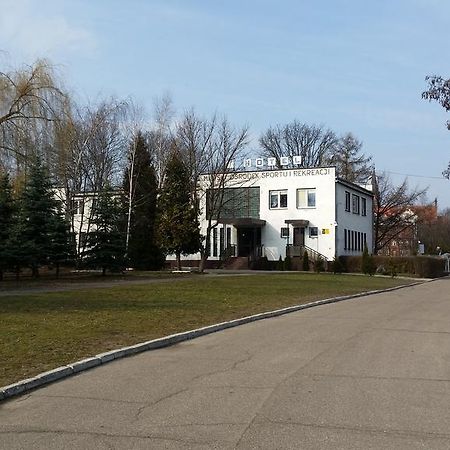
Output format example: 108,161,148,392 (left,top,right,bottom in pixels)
158,152,201,270
123,132,164,270
0,172,15,280
85,188,126,276
12,158,68,277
